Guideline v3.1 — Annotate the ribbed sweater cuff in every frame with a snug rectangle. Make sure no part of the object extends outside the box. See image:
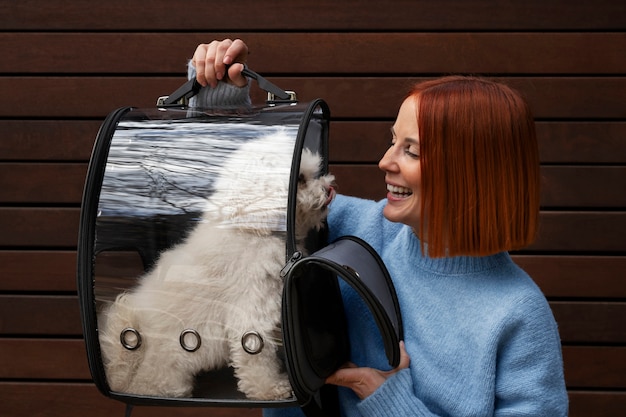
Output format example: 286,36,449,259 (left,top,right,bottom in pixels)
357,369,427,417
187,60,251,108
